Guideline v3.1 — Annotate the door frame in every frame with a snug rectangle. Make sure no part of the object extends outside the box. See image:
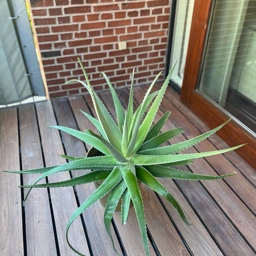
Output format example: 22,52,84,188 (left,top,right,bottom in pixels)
179,0,256,169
